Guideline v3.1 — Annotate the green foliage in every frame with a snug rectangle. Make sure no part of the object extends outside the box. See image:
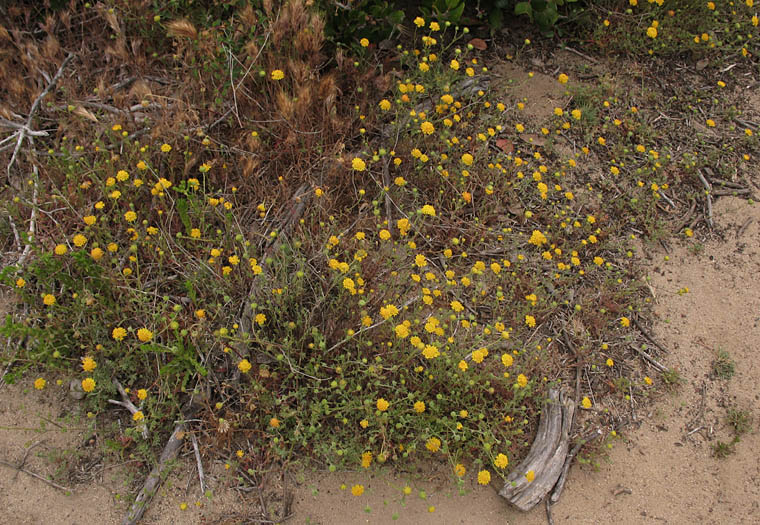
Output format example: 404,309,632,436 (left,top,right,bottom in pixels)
726,407,752,437
420,0,467,26
320,0,405,45
711,349,736,380
712,438,738,458
482,0,580,34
